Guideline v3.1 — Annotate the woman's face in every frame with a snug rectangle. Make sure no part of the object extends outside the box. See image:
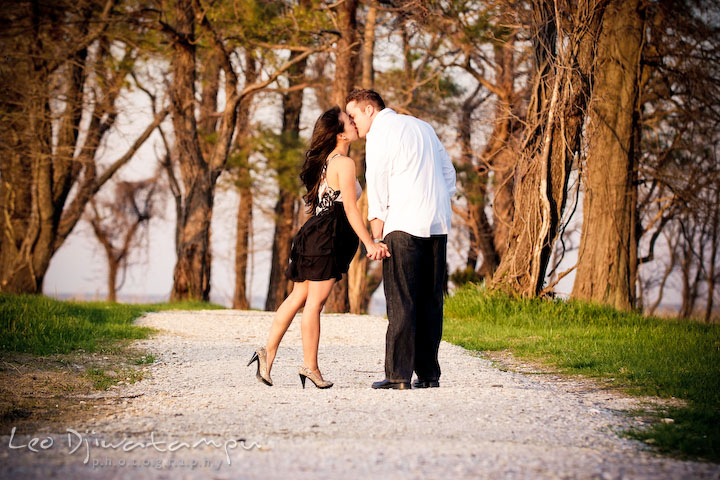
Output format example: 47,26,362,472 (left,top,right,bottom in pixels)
339,111,359,143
